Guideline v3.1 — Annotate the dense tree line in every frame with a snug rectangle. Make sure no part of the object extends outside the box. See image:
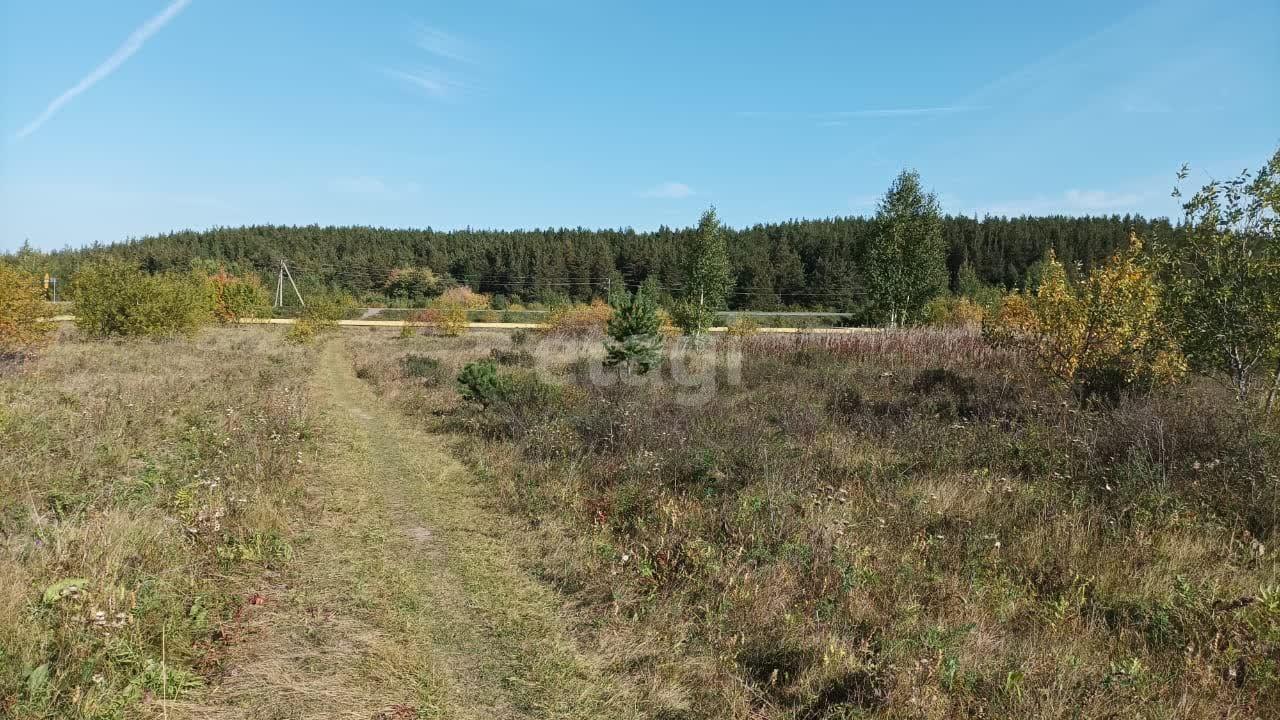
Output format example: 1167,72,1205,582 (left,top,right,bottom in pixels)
12,213,1172,316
